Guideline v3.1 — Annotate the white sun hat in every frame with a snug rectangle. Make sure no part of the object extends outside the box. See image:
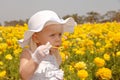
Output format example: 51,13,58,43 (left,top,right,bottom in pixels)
18,10,76,48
